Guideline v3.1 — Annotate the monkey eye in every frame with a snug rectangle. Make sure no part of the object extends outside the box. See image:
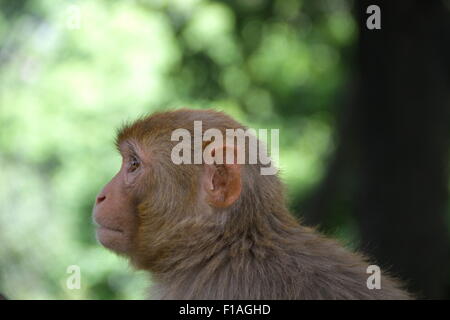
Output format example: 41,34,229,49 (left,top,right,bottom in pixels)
128,155,140,172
